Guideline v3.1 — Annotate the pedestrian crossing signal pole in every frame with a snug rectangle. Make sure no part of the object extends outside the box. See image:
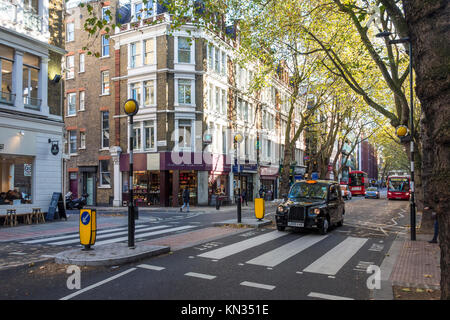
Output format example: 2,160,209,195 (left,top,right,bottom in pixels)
234,133,243,223
124,99,139,248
